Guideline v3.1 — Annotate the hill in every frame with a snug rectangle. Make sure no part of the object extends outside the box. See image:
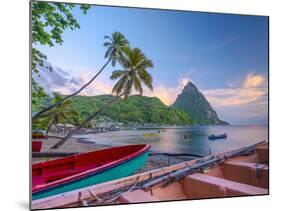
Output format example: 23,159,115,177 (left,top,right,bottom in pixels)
172,82,229,125
72,95,193,125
